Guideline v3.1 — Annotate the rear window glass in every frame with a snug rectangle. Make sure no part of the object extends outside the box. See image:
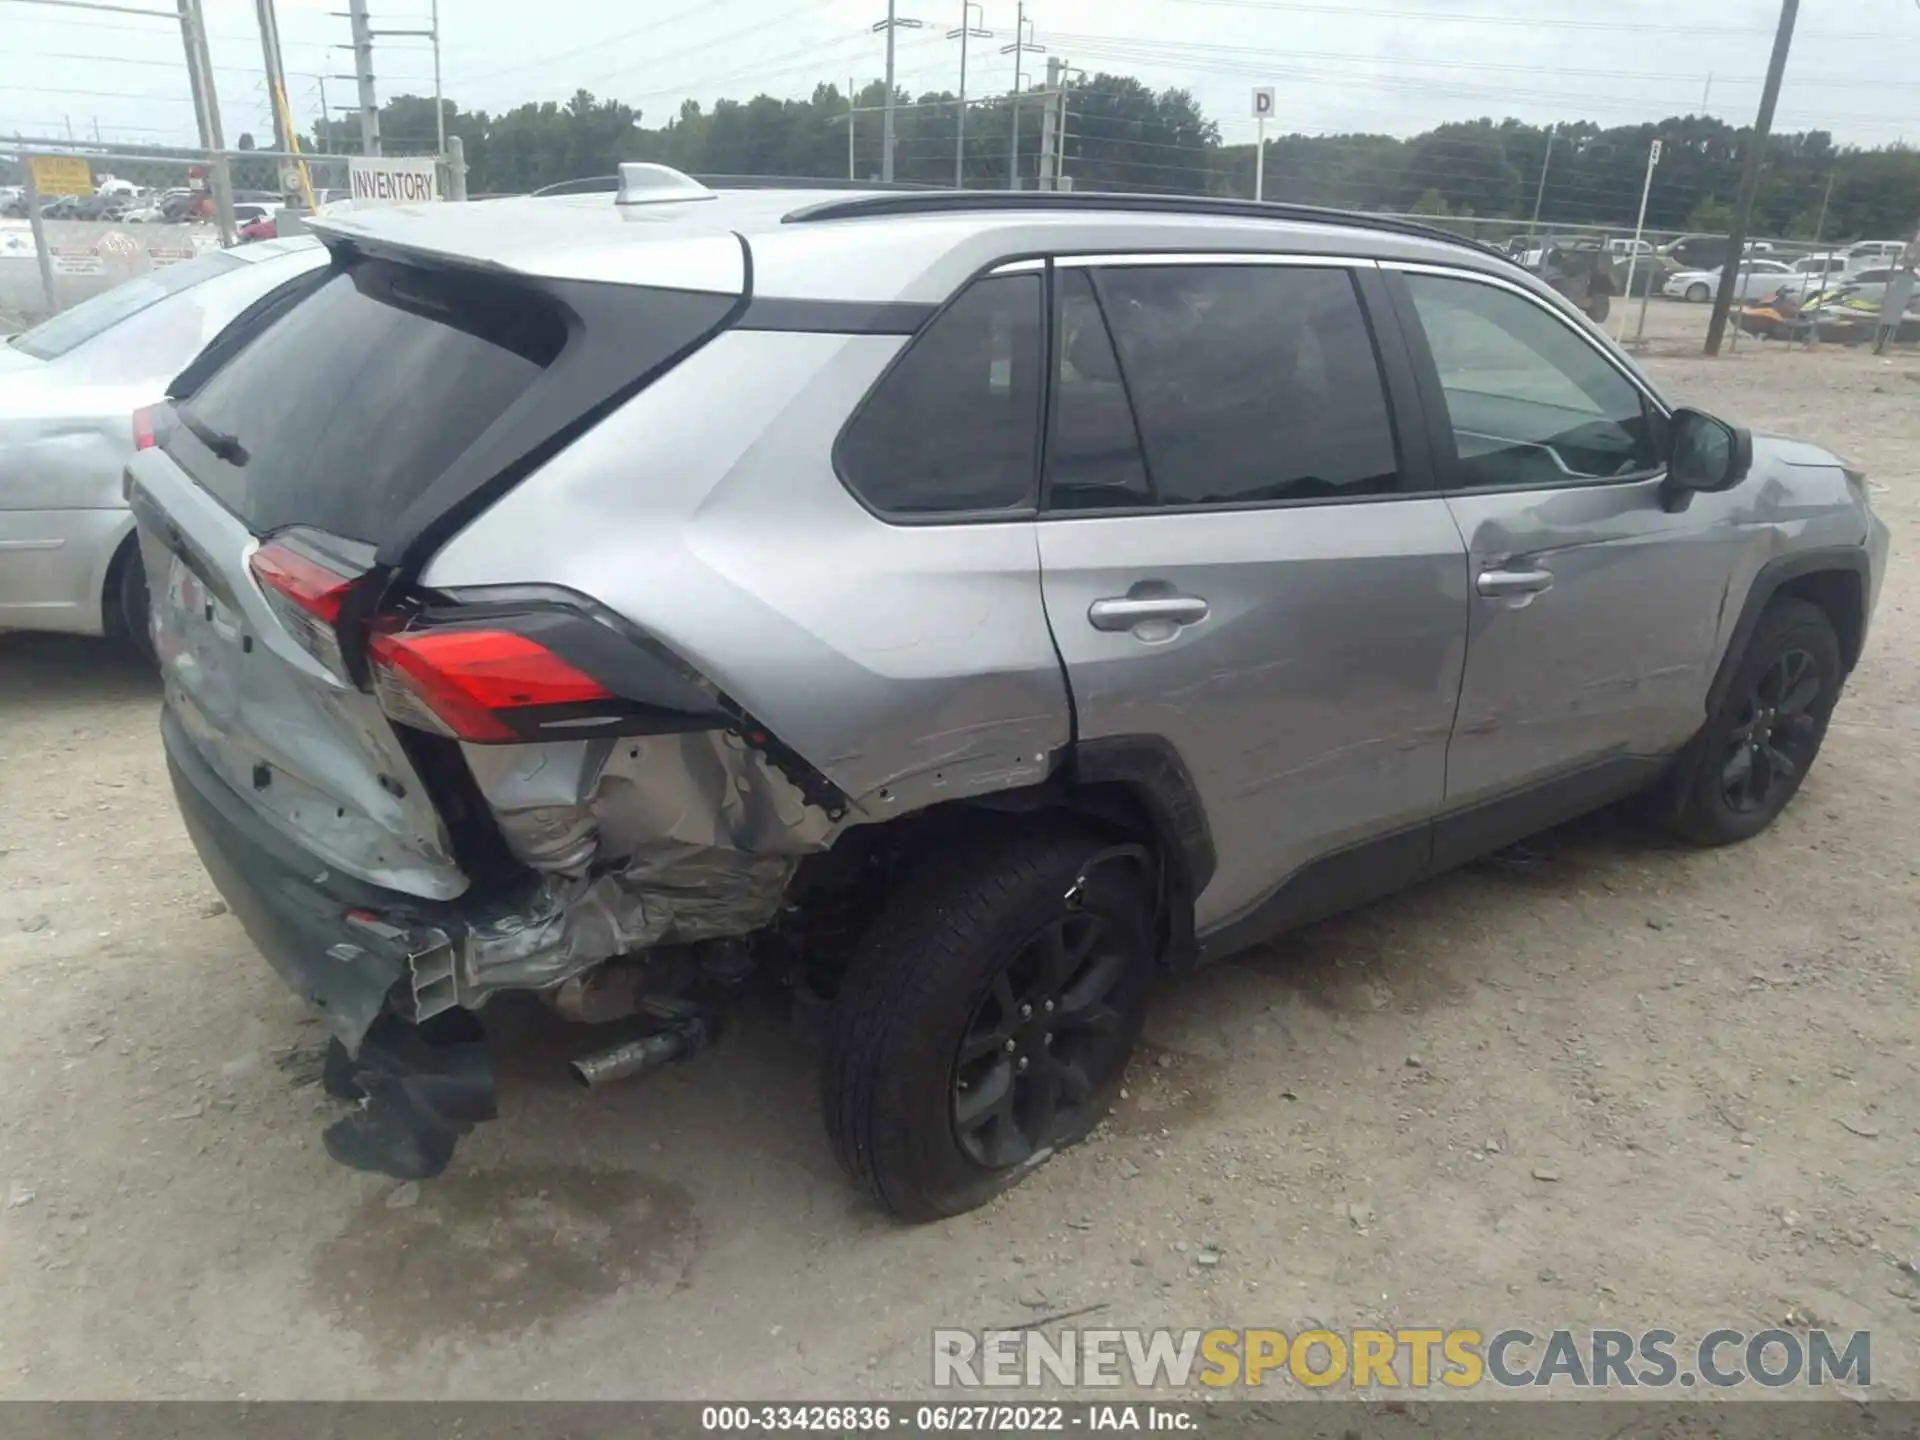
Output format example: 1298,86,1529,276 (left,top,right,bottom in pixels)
167,259,566,541
9,249,245,360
